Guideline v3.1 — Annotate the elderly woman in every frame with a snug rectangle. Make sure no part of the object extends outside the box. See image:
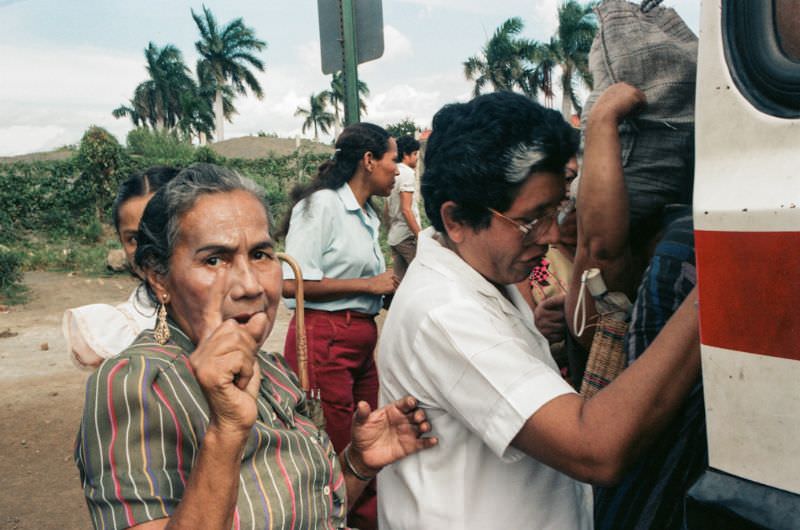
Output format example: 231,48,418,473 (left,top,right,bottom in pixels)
75,163,436,530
